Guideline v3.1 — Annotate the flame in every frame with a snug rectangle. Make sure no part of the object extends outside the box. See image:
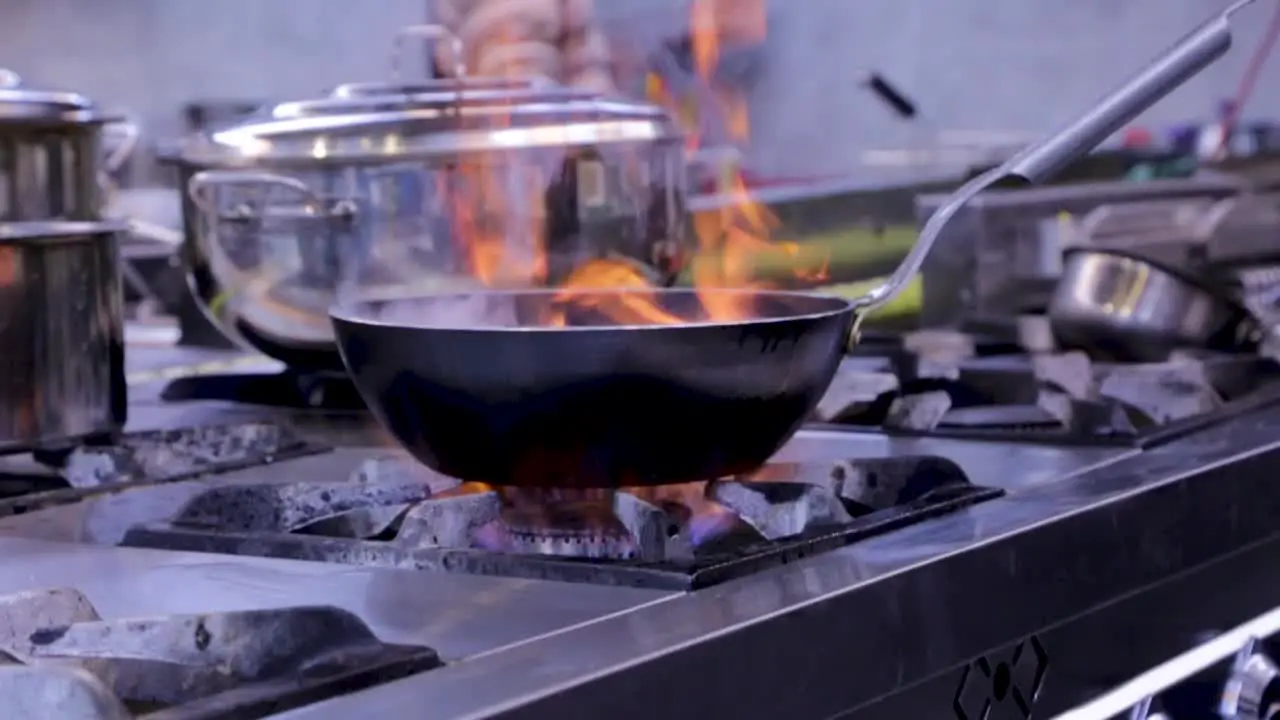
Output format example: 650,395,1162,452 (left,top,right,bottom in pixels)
437,0,826,330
